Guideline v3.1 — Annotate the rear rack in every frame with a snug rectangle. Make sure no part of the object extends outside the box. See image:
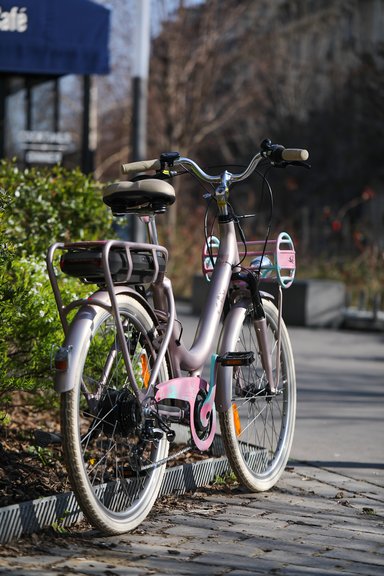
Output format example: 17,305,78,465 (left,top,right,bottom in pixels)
46,240,168,335
203,232,296,288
